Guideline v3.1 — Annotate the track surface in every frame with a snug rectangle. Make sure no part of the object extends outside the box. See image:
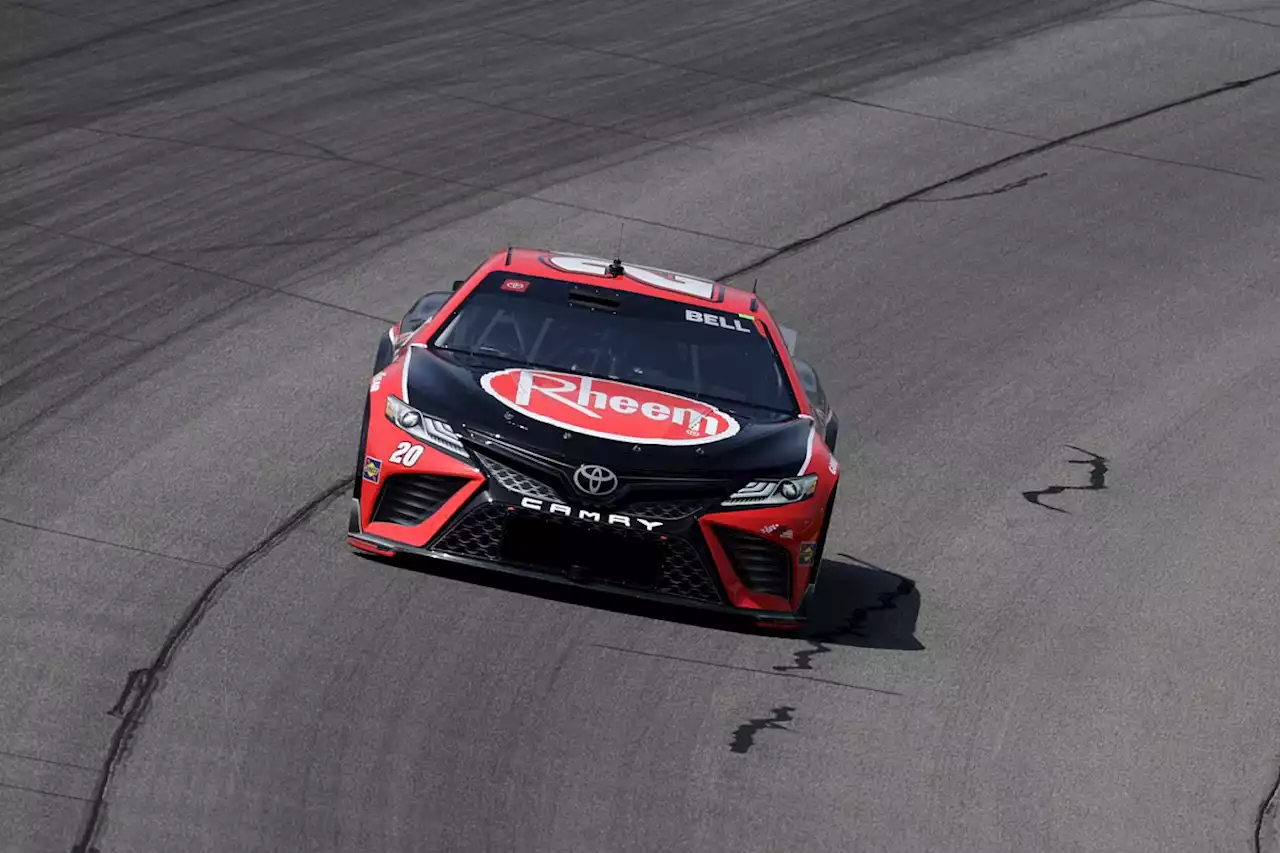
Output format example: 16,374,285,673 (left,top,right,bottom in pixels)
3,1,1280,851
